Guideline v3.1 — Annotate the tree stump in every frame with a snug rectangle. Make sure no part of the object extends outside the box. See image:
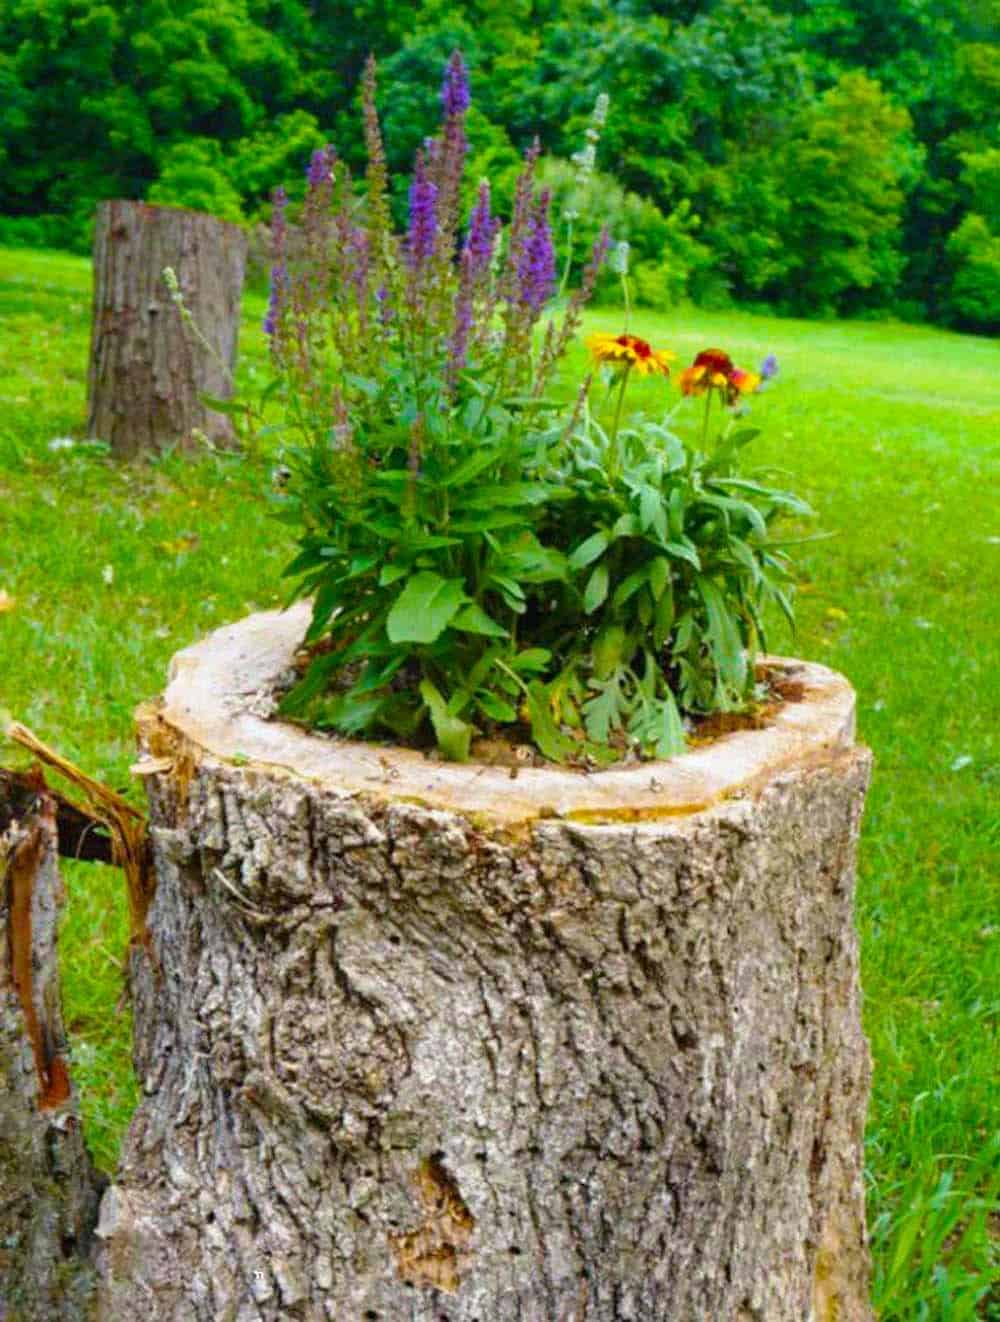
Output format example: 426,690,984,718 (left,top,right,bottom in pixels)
98,603,874,1320
1,773,102,1319
86,201,248,459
